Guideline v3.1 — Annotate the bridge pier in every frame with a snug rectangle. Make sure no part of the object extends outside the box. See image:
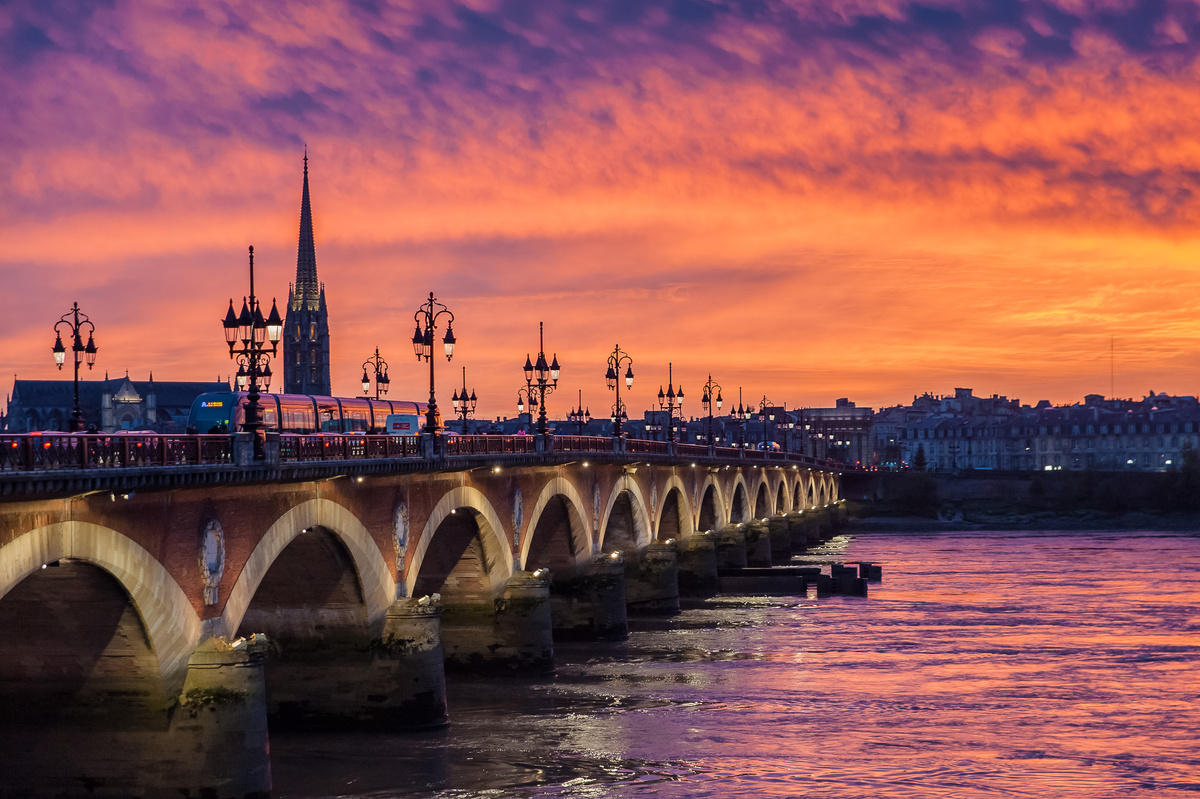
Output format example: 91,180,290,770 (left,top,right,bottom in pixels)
443,571,554,672
676,532,718,597
549,554,629,641
815,507,833,538
802,512,821,543
744,521,772,567
165,636,272,799
0,636,272,799
714,524,748,570
624,541,680,615
785,512,807,551
767,517,792,563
